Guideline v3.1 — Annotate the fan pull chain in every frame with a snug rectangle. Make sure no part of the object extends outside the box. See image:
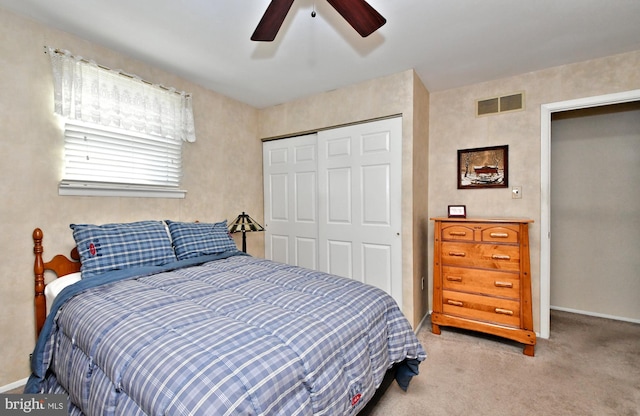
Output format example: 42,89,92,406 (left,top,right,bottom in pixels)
311,1,317,17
